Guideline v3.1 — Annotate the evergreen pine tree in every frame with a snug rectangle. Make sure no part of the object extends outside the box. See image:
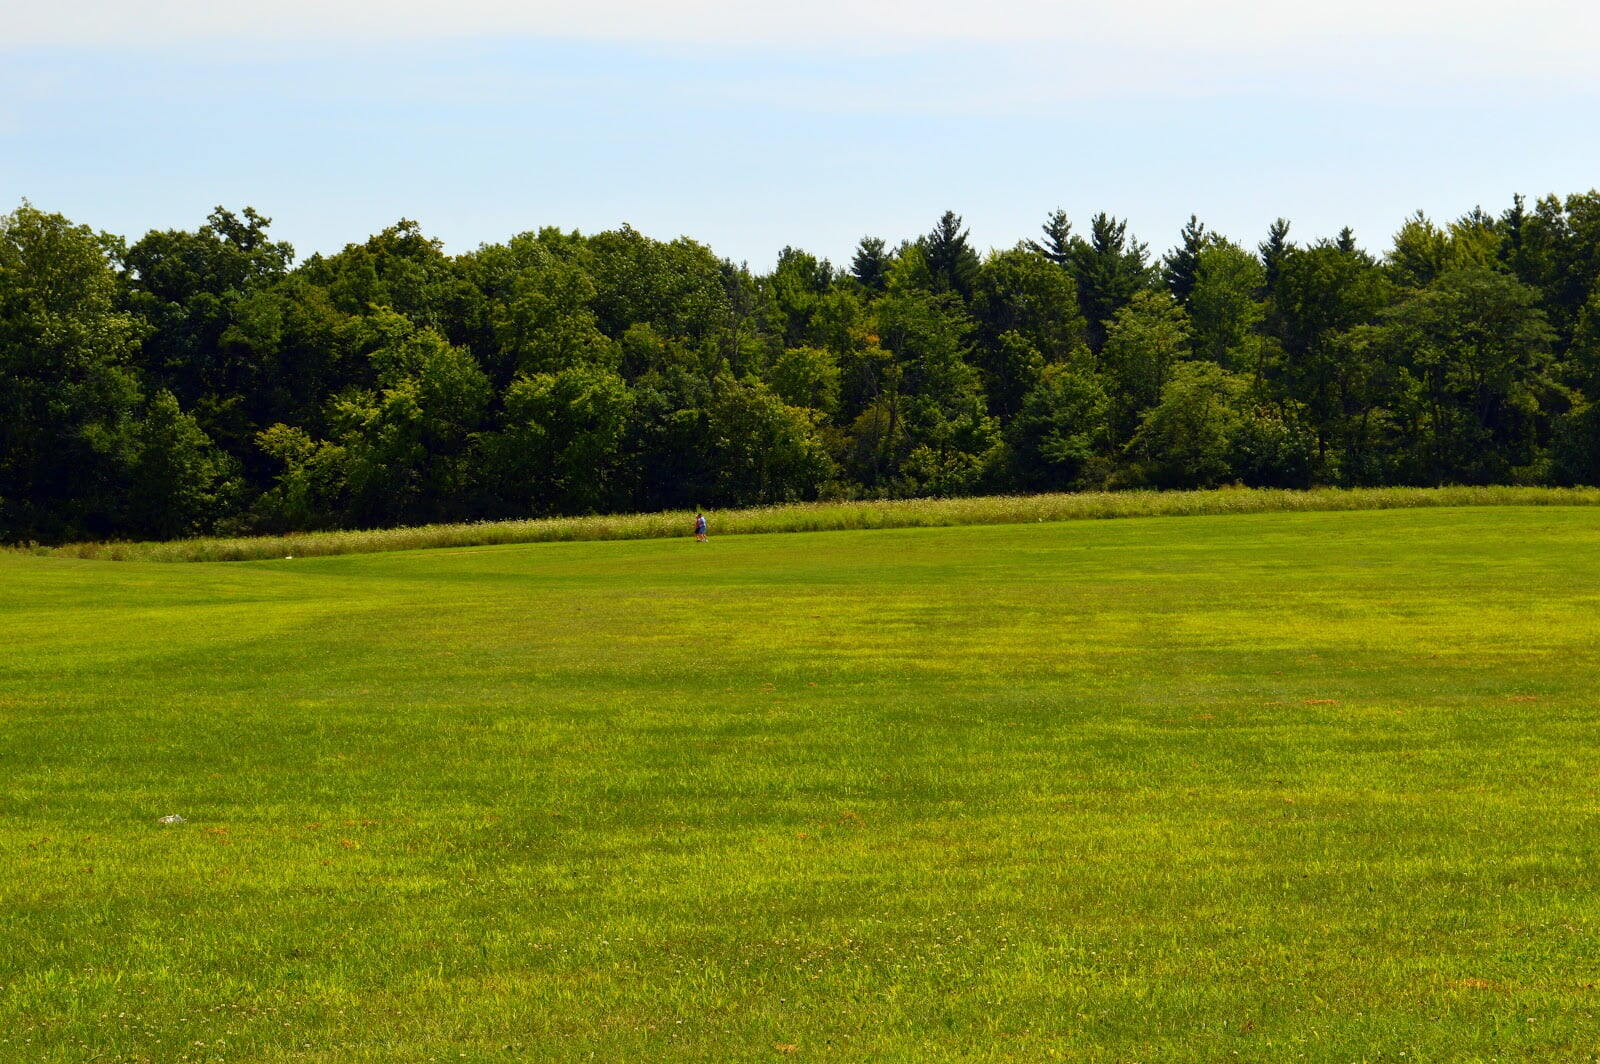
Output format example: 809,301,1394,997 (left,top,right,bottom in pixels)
1161,214,1210,306
1069,212,1152,352
851,237,890,293
923,211,980,300
1259,218,1293,296
1029,209,1073,268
